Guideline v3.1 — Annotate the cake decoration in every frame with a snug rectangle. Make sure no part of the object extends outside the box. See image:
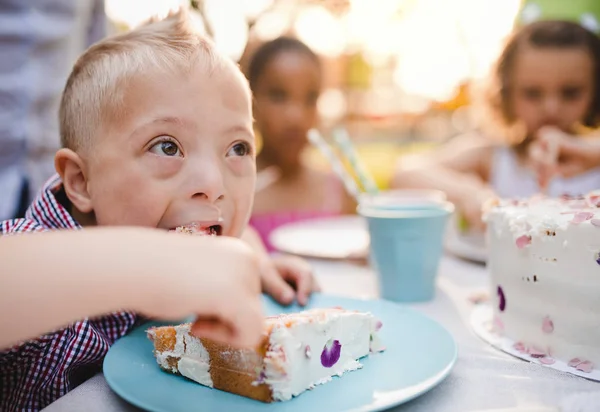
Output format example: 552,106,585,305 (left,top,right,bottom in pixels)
539,357,556,365
493,315,504,332
575,361,594,373
570,211,594,224
528,345,546,358
321,339,342,368
513,342,526,353
497,286,506,312
516,235,531,249
542,316,554,334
